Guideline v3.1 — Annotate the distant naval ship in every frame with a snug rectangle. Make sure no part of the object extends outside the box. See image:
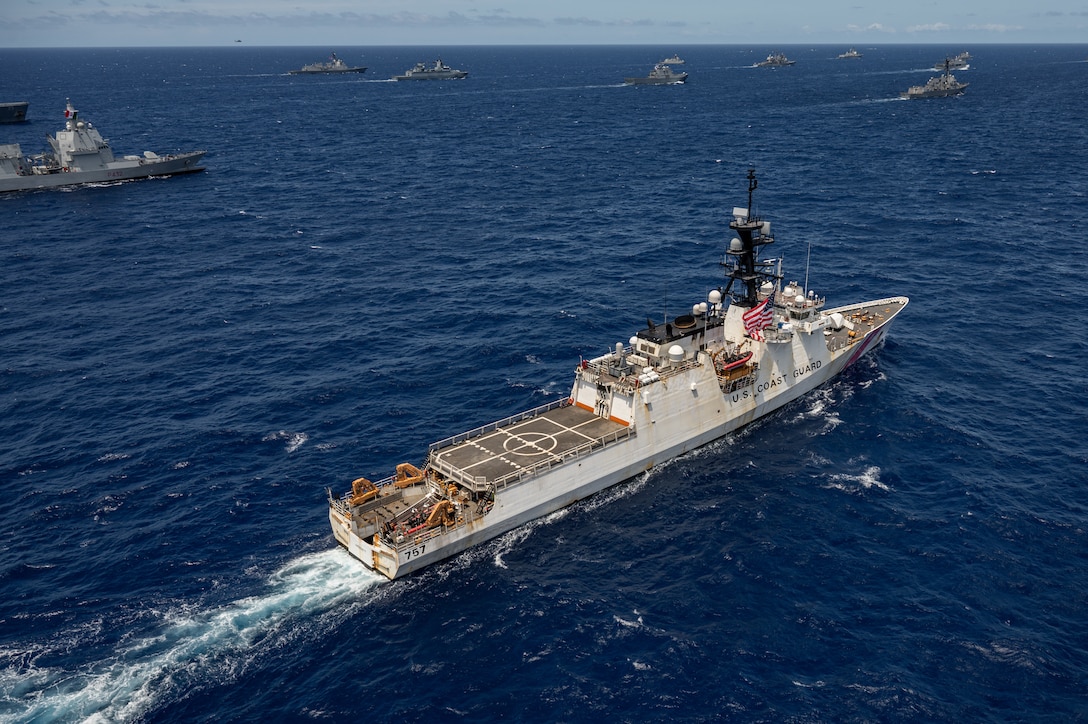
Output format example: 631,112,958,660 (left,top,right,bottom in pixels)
902,60,968,99
393,60,468,81
756,52,796,67
624,63,688,85
289,52,366,75
933,52,970,71
328,169,909,579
